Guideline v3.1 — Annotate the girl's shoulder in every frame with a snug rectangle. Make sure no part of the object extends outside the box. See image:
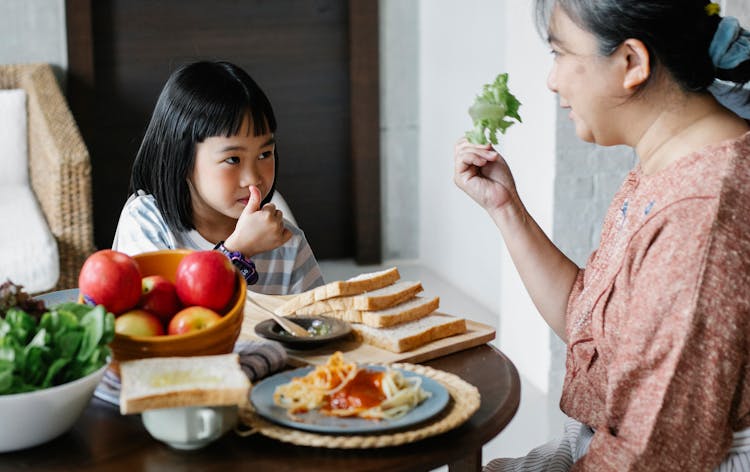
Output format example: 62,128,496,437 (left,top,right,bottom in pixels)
114,192,175,253
122,191,159,214
283,218,305,238
118,192,172,238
